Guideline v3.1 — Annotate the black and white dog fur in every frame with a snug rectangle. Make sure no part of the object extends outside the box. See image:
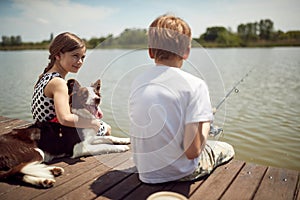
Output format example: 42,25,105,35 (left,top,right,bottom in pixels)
0,79,130,188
